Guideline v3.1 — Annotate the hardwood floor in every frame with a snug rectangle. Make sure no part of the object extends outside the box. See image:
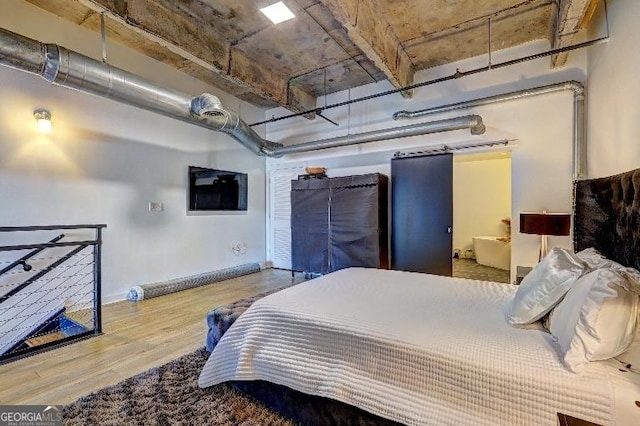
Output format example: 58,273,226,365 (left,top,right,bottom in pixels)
0,268,305,406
